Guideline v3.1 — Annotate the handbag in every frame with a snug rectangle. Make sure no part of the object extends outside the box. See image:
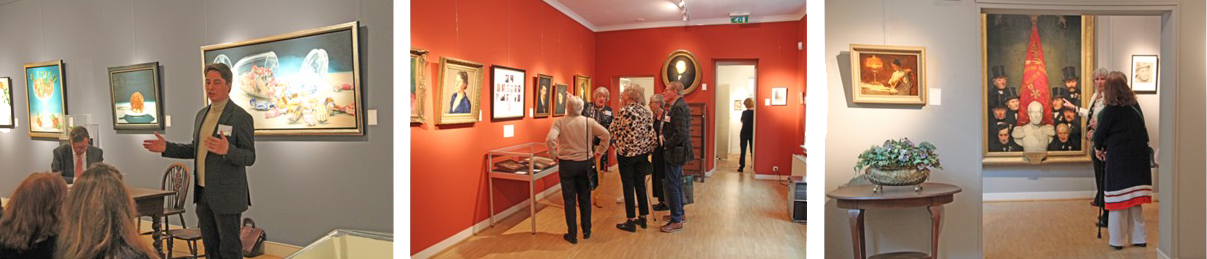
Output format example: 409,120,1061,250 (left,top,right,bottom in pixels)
240,218,267,257
1128,105,1157,168
584,117,599,191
